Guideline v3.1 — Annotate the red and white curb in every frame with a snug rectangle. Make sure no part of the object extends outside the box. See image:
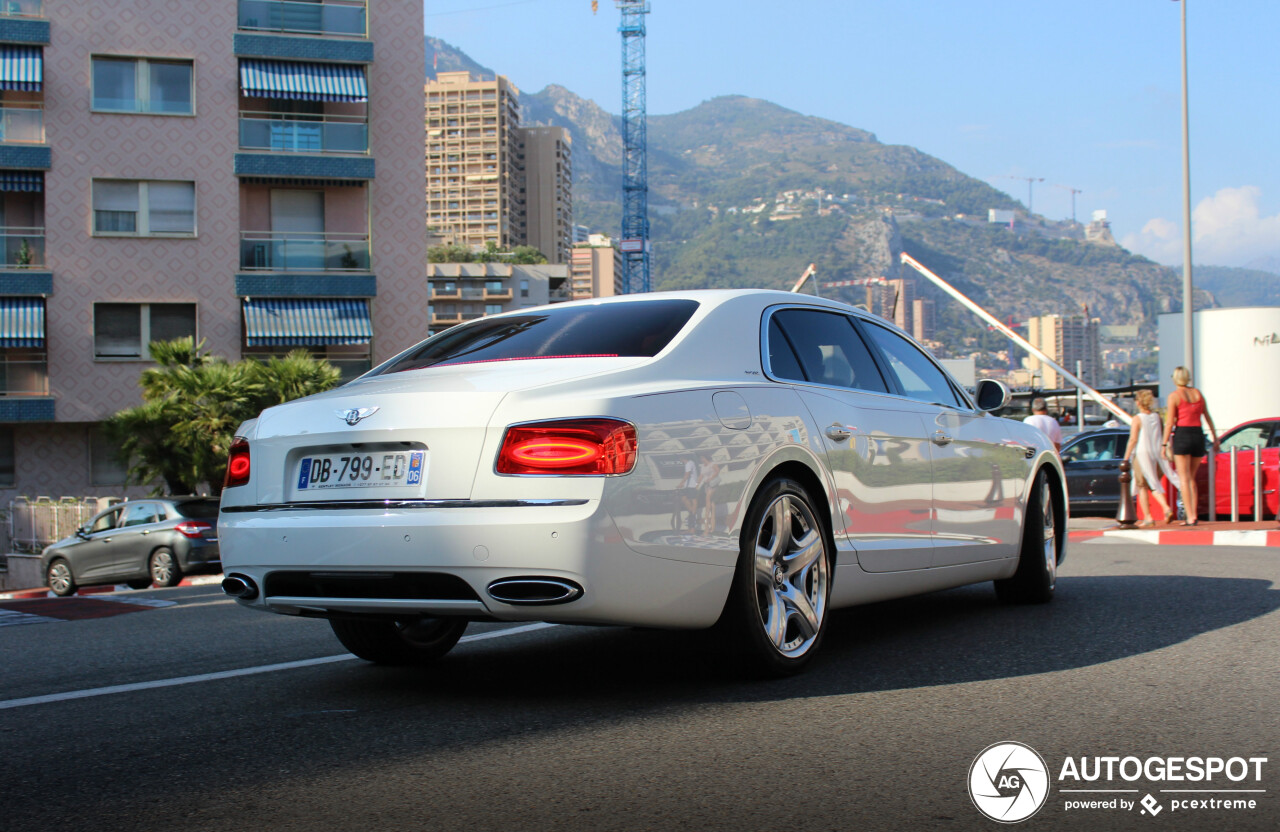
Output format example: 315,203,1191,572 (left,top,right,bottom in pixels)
1069,528,1280,547
0,573,223,601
